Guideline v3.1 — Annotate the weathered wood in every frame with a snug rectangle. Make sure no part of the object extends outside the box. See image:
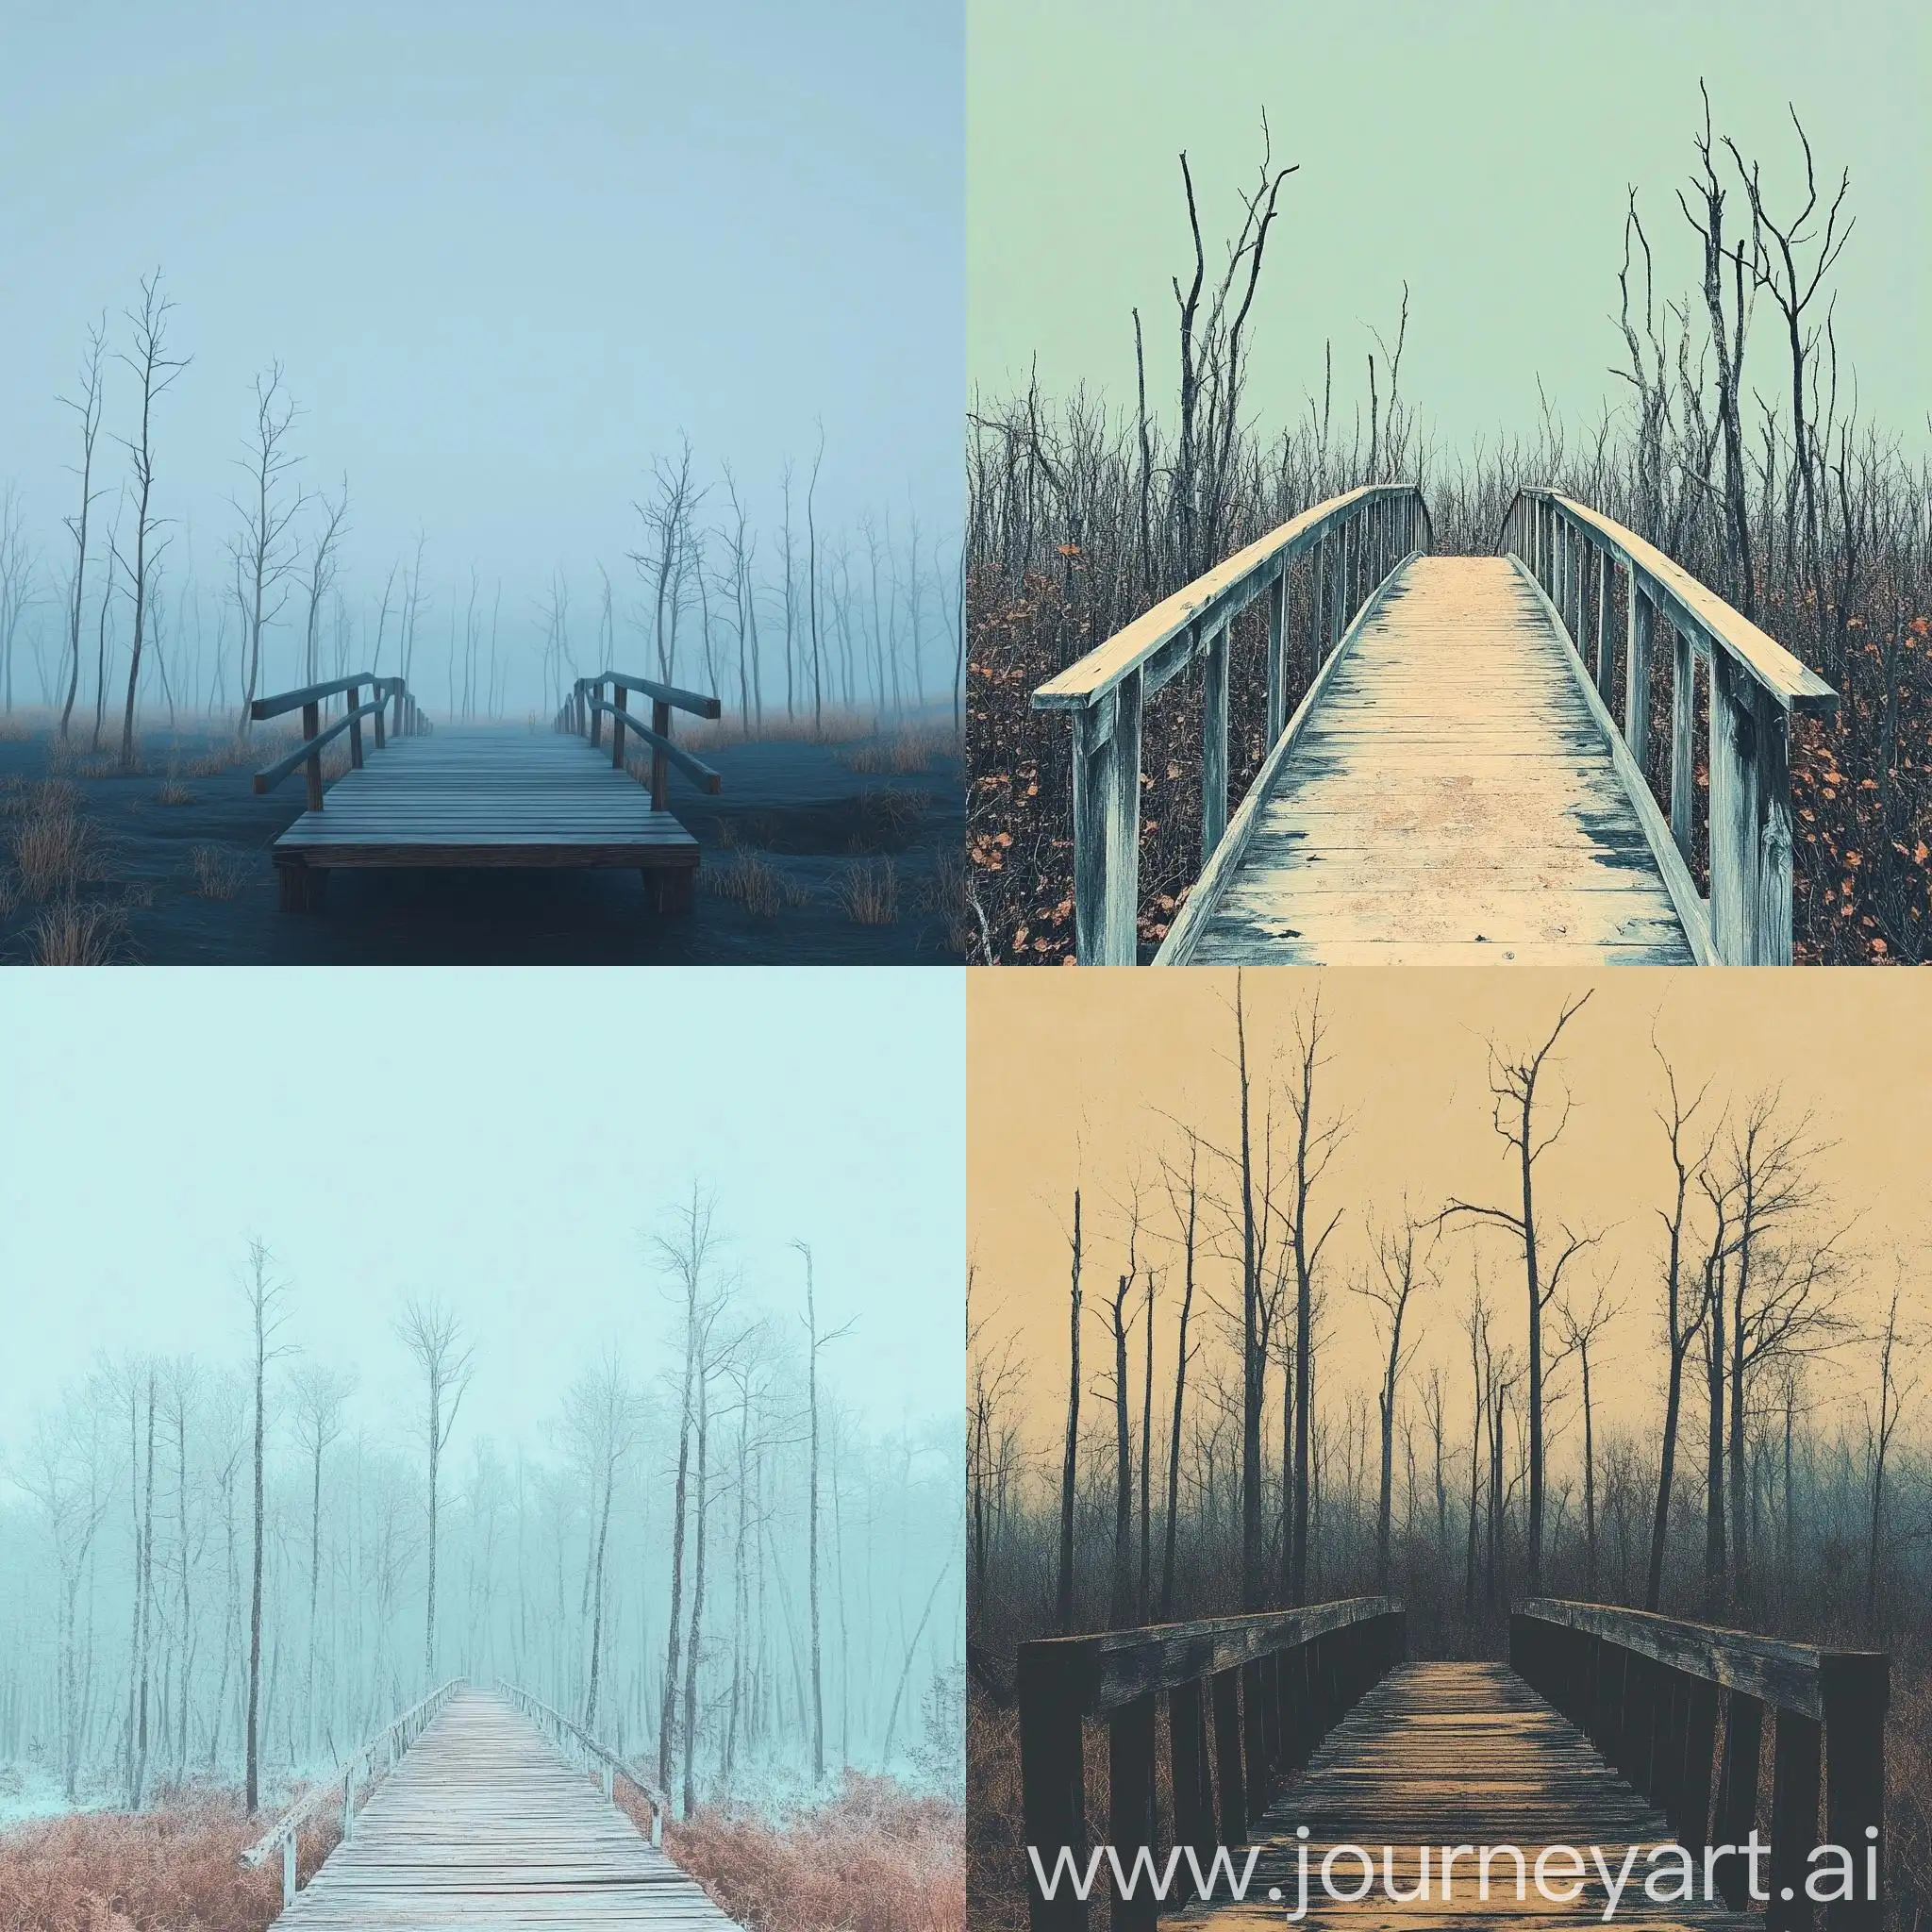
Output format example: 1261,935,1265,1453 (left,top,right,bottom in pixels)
1709,655,1795,964
1715,1692,1763,1907
1108,1693,1158,1932
252,696,391,797
1673,622,1697,861
250,672,396,723
1263,569,1287,744
1201,622,1229,861
1769,1708,1822,1932
591,670,724,719
584,695,724,795
1165,558,1702,965
1070,675,1141,966
269,1688,740,1928
1627,575,1655,767
1210,1667,1246,1847
1017,1648,1089,1932
1821,1655,1888,1932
